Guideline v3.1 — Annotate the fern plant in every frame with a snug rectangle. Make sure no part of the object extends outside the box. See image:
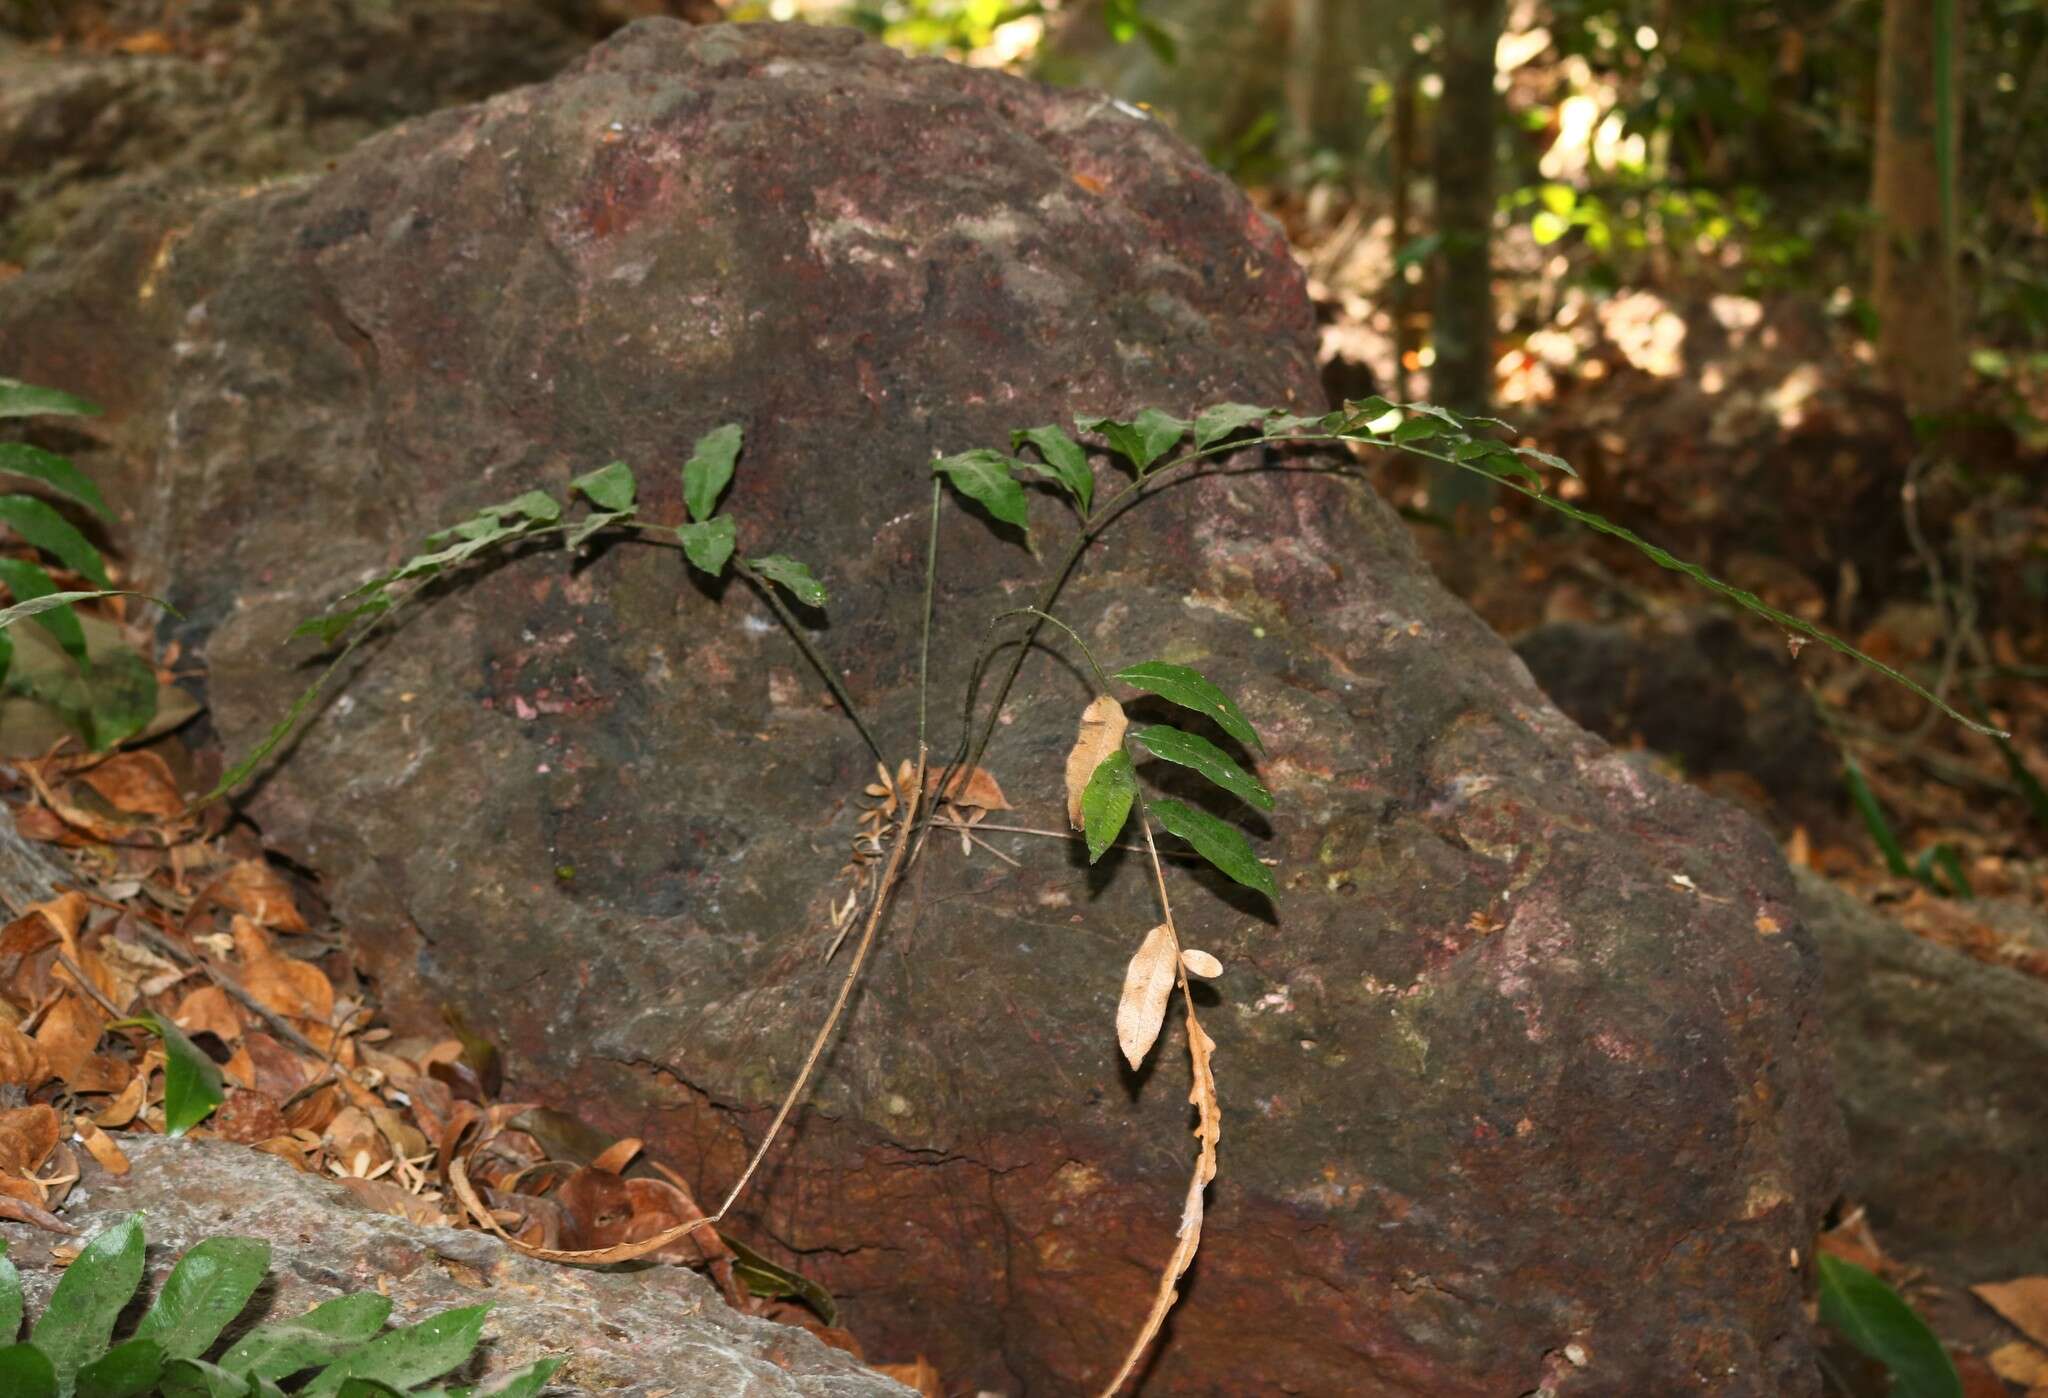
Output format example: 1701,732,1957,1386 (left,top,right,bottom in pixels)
0,1217,560,1398
209,394,2003,1393
0,378,160,751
